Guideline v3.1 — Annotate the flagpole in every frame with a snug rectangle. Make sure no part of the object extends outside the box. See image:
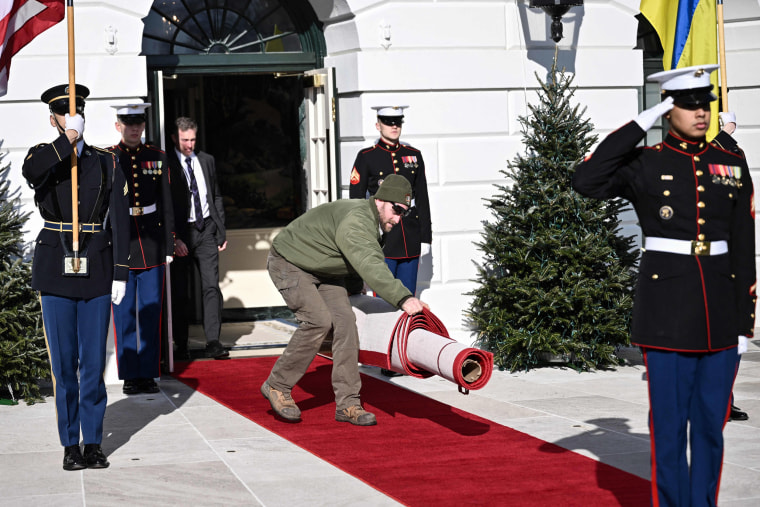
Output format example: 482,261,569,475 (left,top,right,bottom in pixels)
717,0,728,111
66,0,80,271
